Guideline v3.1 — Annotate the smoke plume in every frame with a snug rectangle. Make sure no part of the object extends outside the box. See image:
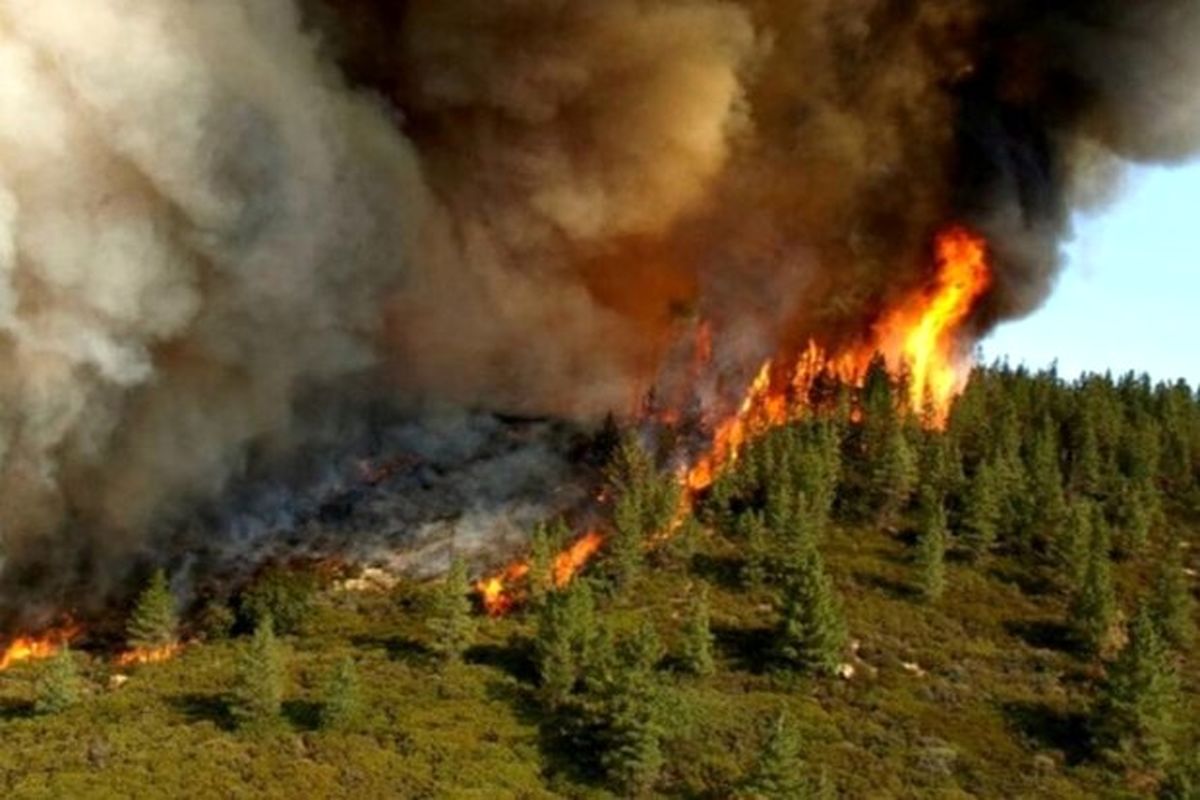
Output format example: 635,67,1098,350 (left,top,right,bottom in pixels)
0,0,1198,617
